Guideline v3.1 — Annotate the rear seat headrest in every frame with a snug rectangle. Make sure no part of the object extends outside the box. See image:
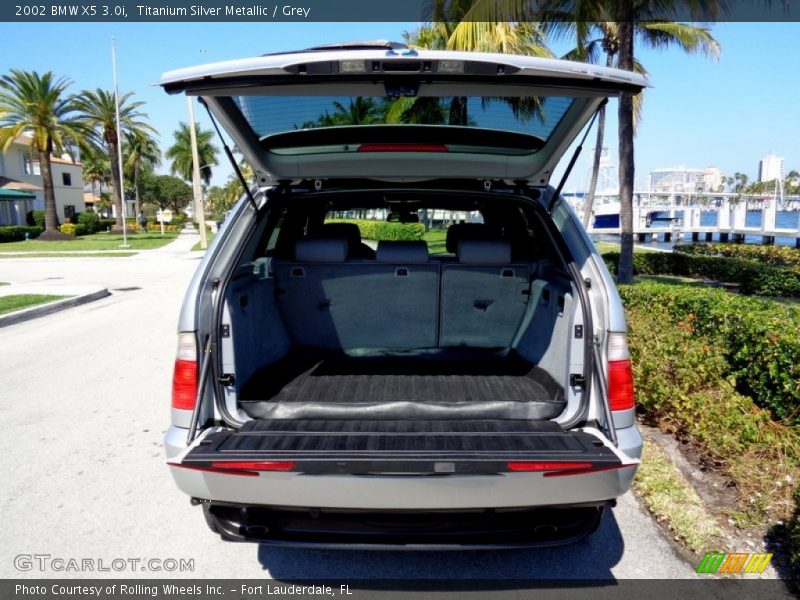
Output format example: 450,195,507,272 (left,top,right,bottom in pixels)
312,223,362,246
457,239,512,265
445,223,500,254
376,241,429,264
295,238,349,263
